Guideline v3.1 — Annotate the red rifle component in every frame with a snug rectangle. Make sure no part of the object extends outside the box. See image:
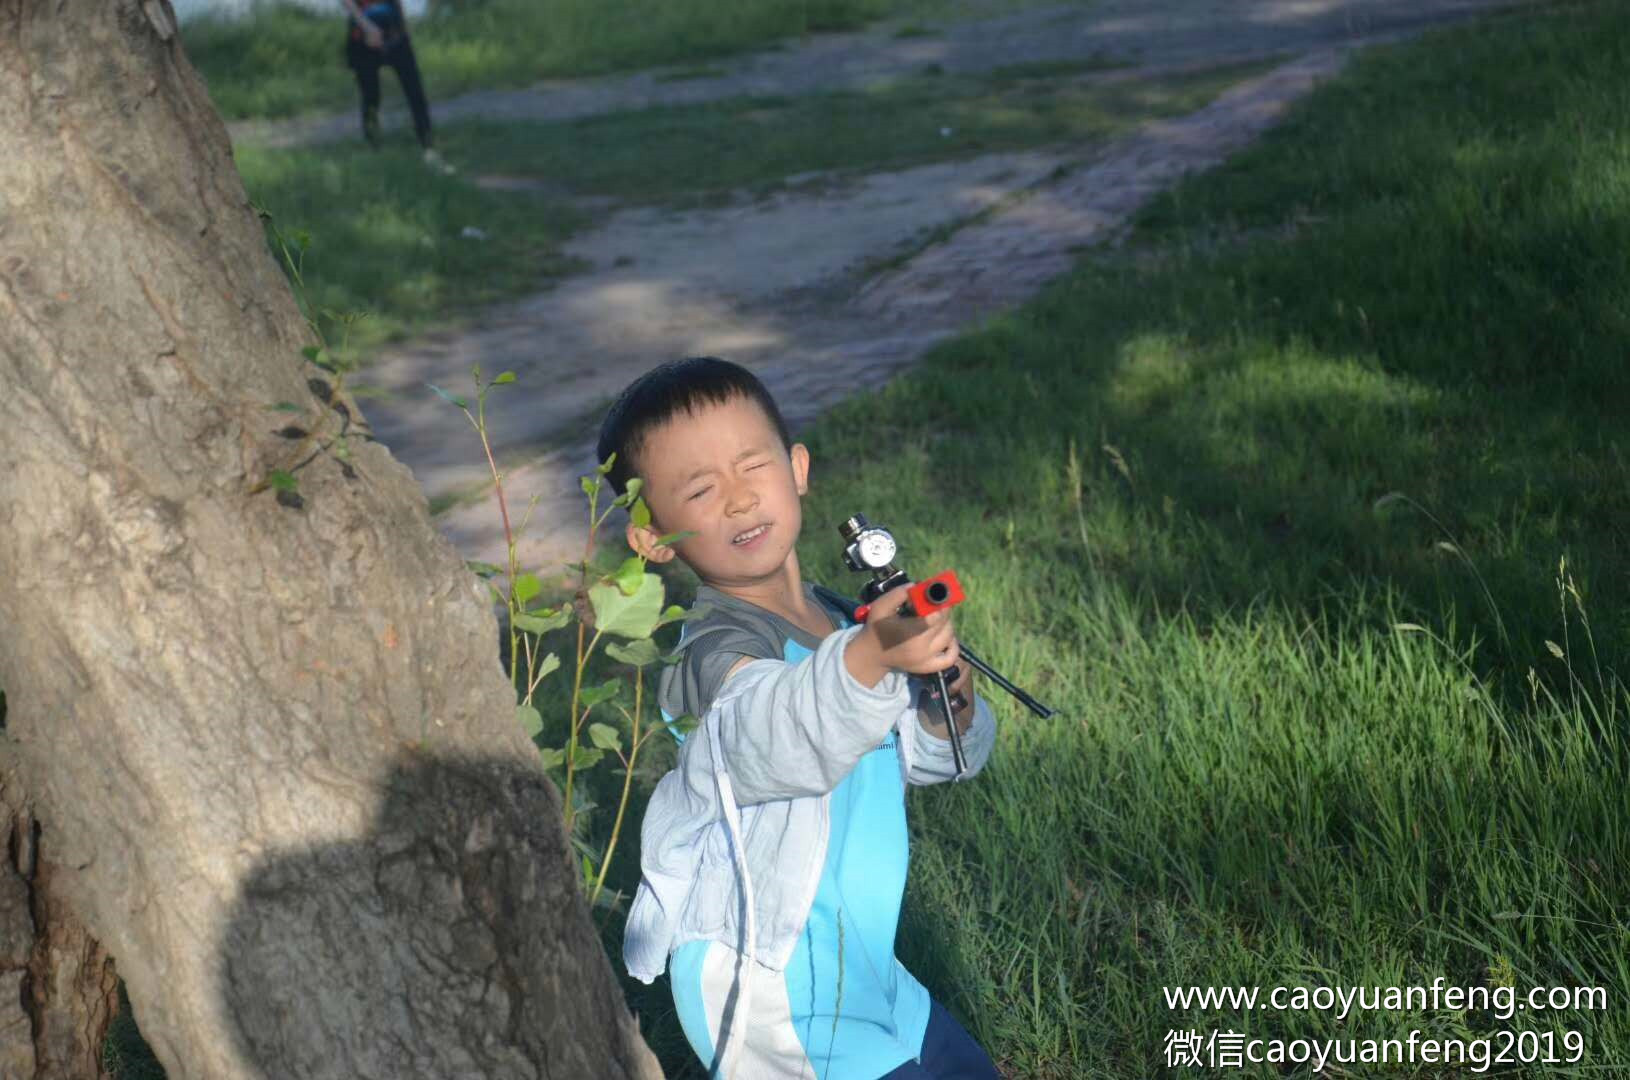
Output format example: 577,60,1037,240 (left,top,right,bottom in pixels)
853,569,965,623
